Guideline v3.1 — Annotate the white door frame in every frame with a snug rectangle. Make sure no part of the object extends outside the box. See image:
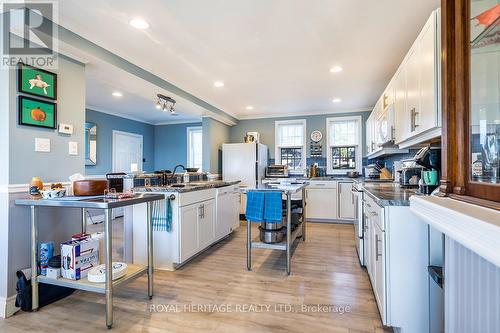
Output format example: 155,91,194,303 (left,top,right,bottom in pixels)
112,130,143,172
